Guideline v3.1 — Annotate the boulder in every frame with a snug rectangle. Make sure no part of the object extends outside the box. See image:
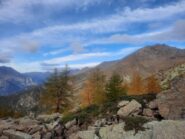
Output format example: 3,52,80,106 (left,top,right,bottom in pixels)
148,100,158,109
44,132,52,139
157,75,185,119
65,119,76,129
94,118,106,127
31,131,41,139
117,100,142,117
78,130,96,139
45,120,60,130
143,109,153,117
0,135,9,139
117,100,130,108
36,113,63,123
77,120,185,139
17,117,39,127
3,129,32,139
